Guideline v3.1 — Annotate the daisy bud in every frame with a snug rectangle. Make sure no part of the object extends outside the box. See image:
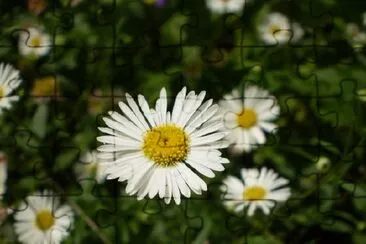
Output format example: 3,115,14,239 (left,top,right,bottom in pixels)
316,156,331,173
